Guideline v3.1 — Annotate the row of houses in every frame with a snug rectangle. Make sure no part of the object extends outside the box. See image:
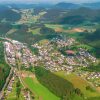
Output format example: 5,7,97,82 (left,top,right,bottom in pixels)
4,40,37,68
